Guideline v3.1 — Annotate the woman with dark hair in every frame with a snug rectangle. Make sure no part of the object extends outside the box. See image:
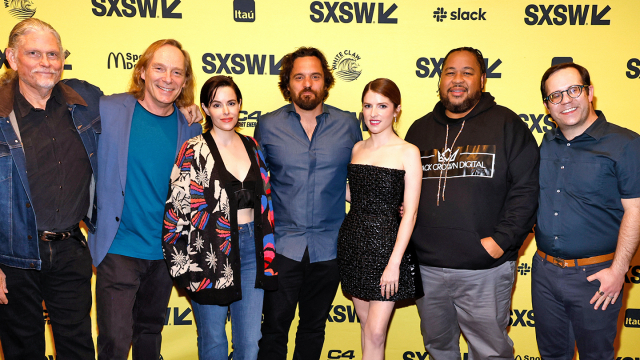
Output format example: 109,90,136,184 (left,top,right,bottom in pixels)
162,75,277,360
337,78,423,359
